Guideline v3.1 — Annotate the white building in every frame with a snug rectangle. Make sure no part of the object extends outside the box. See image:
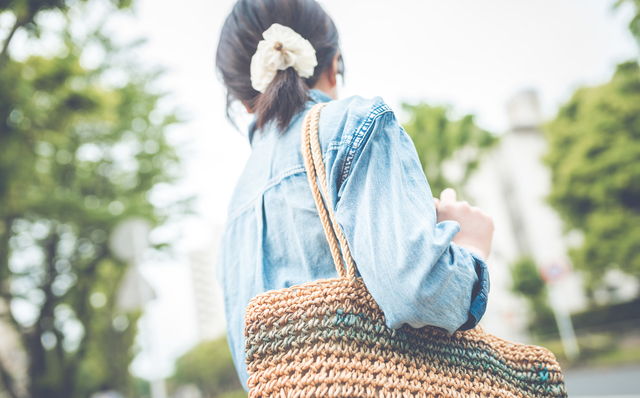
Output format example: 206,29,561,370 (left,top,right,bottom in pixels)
188,226,226,342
